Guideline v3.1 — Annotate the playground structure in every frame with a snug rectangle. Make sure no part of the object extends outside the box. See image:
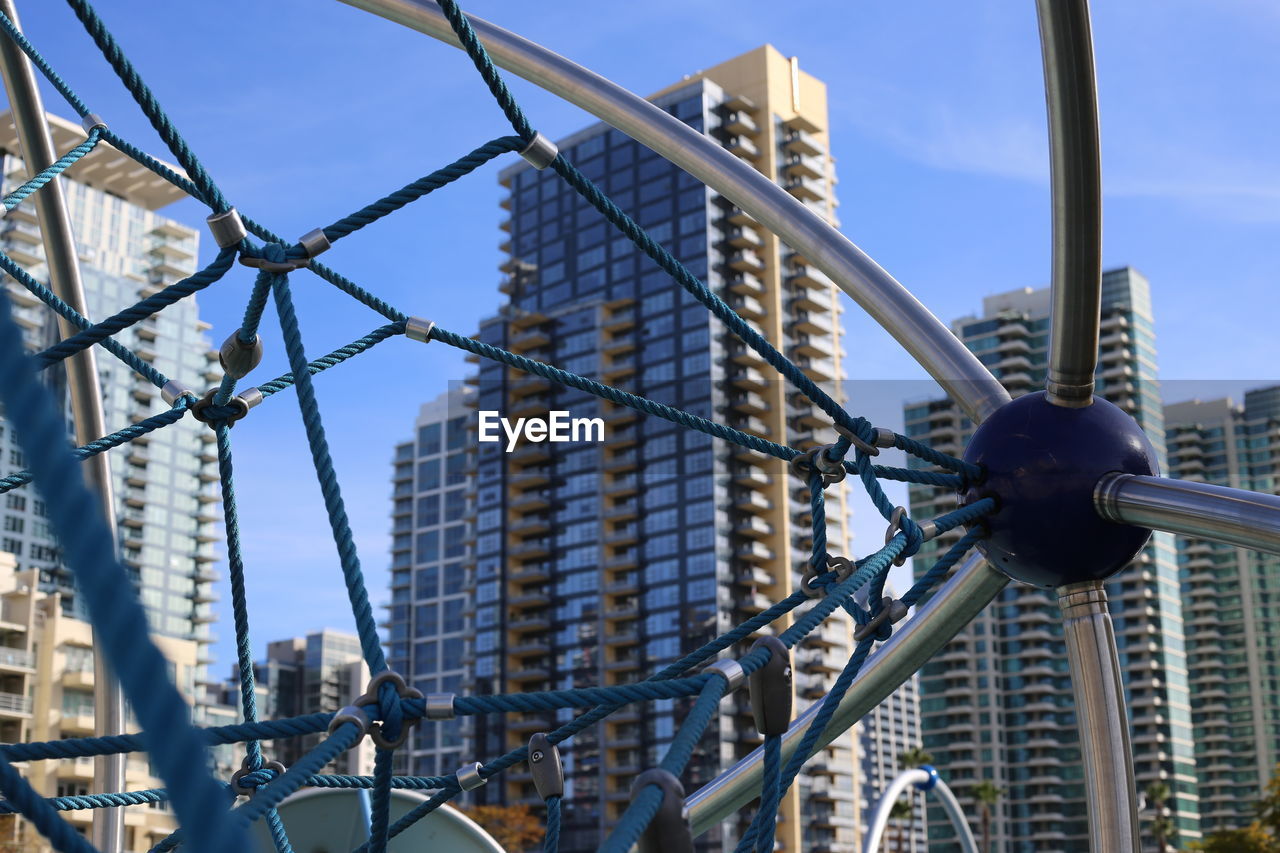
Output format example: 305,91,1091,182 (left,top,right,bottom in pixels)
861,766,977,853
0,1,1276,852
